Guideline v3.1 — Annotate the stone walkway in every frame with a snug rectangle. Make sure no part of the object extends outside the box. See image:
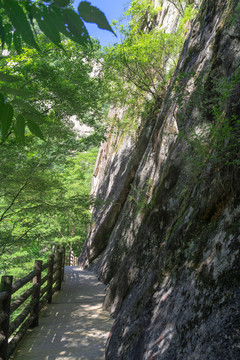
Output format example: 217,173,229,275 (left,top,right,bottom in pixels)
11,266,113,360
